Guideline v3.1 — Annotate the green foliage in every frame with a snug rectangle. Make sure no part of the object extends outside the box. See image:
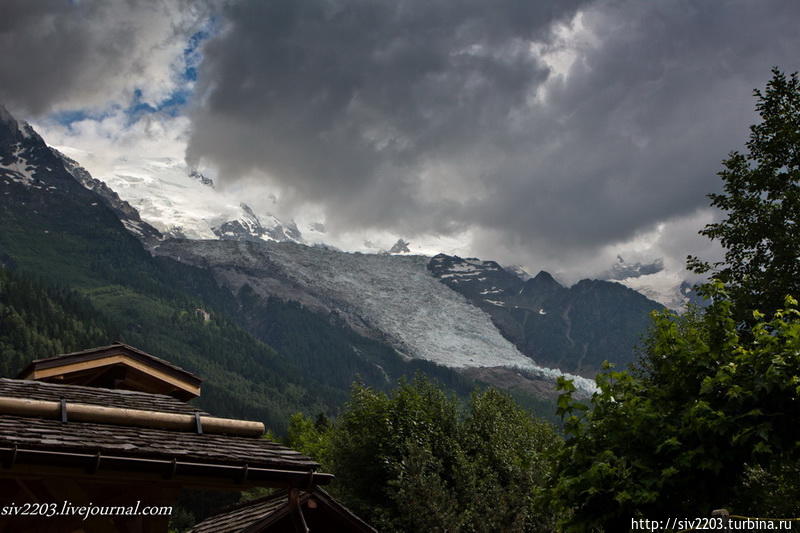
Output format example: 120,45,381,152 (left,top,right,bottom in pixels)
734,460,800,517
287,412,333,466
289,377,562,532
550,283,800,530
550,69,800,530
688,68,800,319
0,266,116,376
